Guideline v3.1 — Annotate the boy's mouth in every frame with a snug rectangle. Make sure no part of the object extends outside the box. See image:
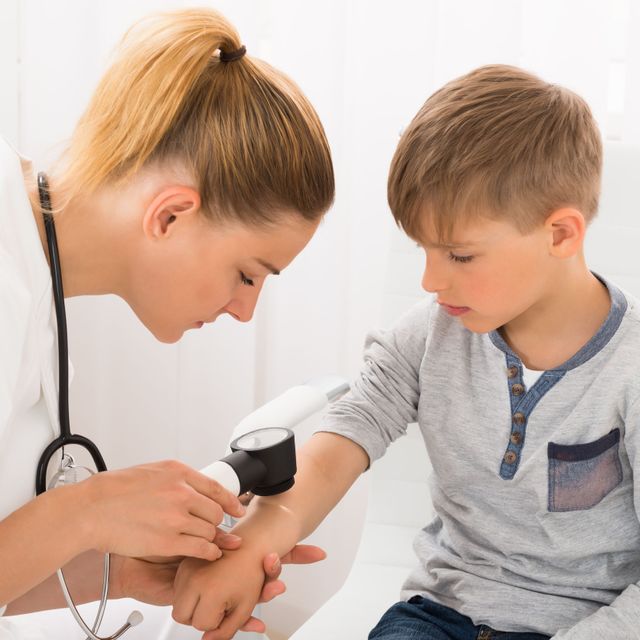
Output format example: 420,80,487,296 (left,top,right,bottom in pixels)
438,301,471,316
